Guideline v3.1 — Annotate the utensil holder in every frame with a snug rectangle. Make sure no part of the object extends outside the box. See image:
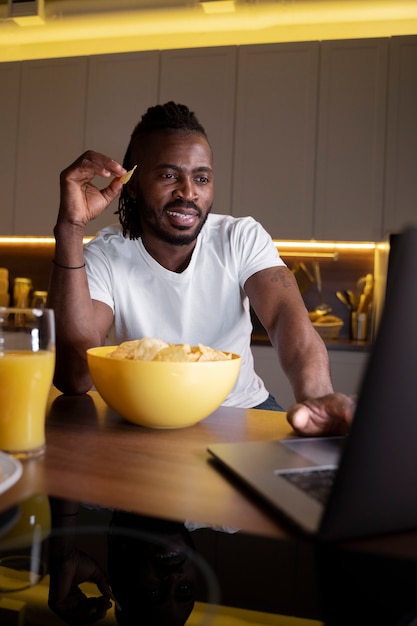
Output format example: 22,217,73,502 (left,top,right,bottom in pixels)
350,311,368,341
